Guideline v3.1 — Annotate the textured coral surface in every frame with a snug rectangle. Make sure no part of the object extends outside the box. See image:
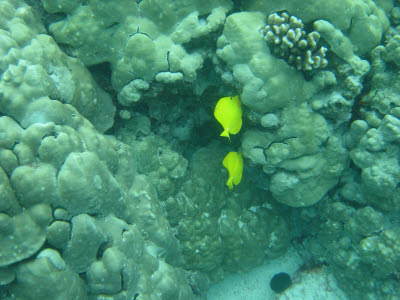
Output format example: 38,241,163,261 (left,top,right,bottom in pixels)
1,0,400,299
